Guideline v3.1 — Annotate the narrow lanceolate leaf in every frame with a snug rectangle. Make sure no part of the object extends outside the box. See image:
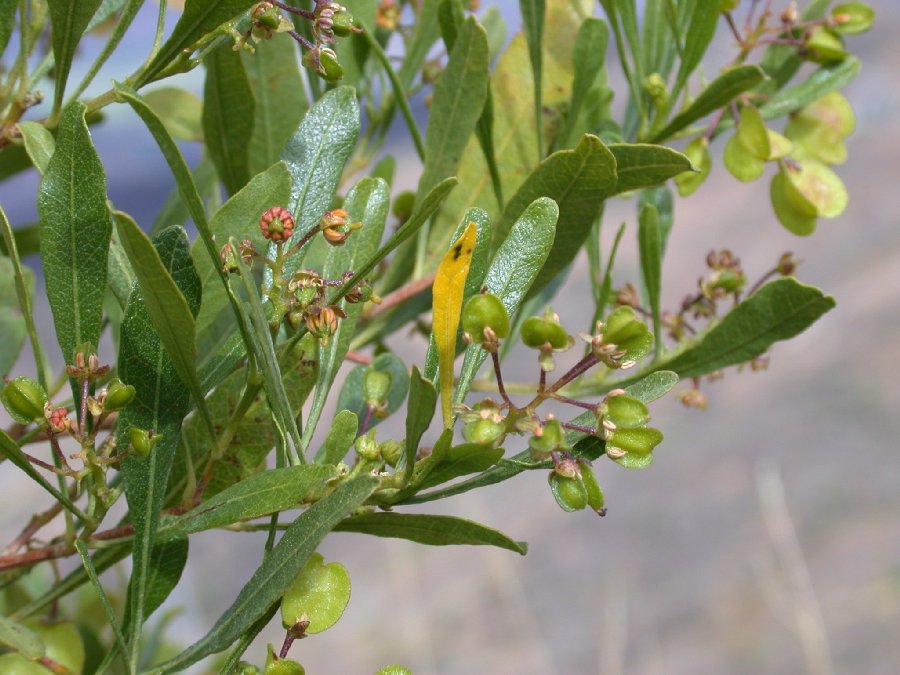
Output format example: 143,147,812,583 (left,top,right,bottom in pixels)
623,279,835,385
279,86,360,276
650,64,765,142
0,255,31,376
671,0,720,100
638,203,662,356
161,465,338,539
0,0,17,57
75,540,128,663
415,442,505,491
417,16,490,200
433,222,478,427
203,43,254,196
0,615,44,660
403,367,438,485
114,213,213,438
46,0,103,111
334,513,527,554
398,0,442,88
519,0,545,157
37,102,112,376
758,57,861,121
607,143,692,195
137,0,256,86
301,177,389,455
116,225,201,669
314,410,358,465
566,17,609,148
154,476,378,674
242,33,308,176
455,197,558,402
496,134,615,297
